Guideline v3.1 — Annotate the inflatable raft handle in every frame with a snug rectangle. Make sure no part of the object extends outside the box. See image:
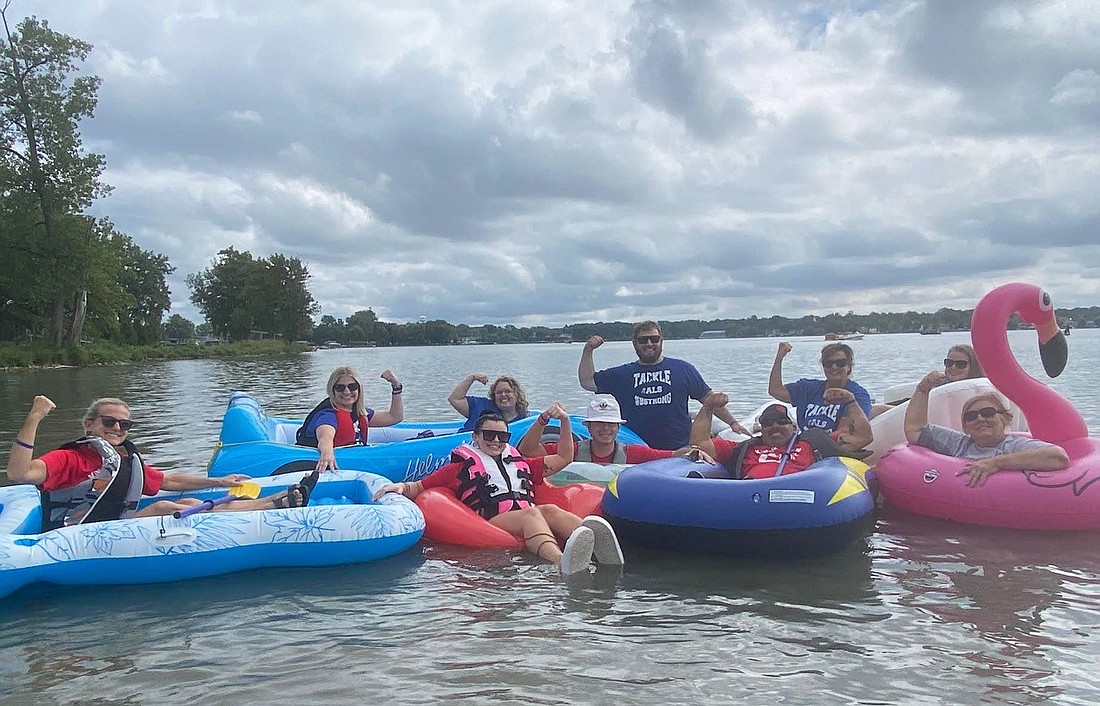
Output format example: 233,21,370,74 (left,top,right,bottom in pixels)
173,482,261,519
